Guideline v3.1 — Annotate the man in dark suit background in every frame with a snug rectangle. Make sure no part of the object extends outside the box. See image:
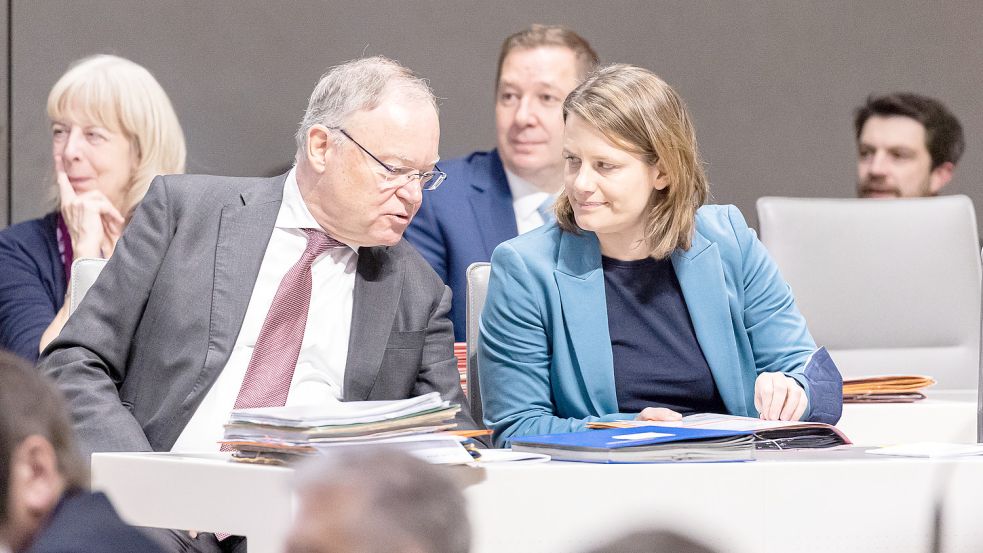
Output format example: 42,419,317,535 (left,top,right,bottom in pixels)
405,25,598,340
0,351,164,553
40,56,476,551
